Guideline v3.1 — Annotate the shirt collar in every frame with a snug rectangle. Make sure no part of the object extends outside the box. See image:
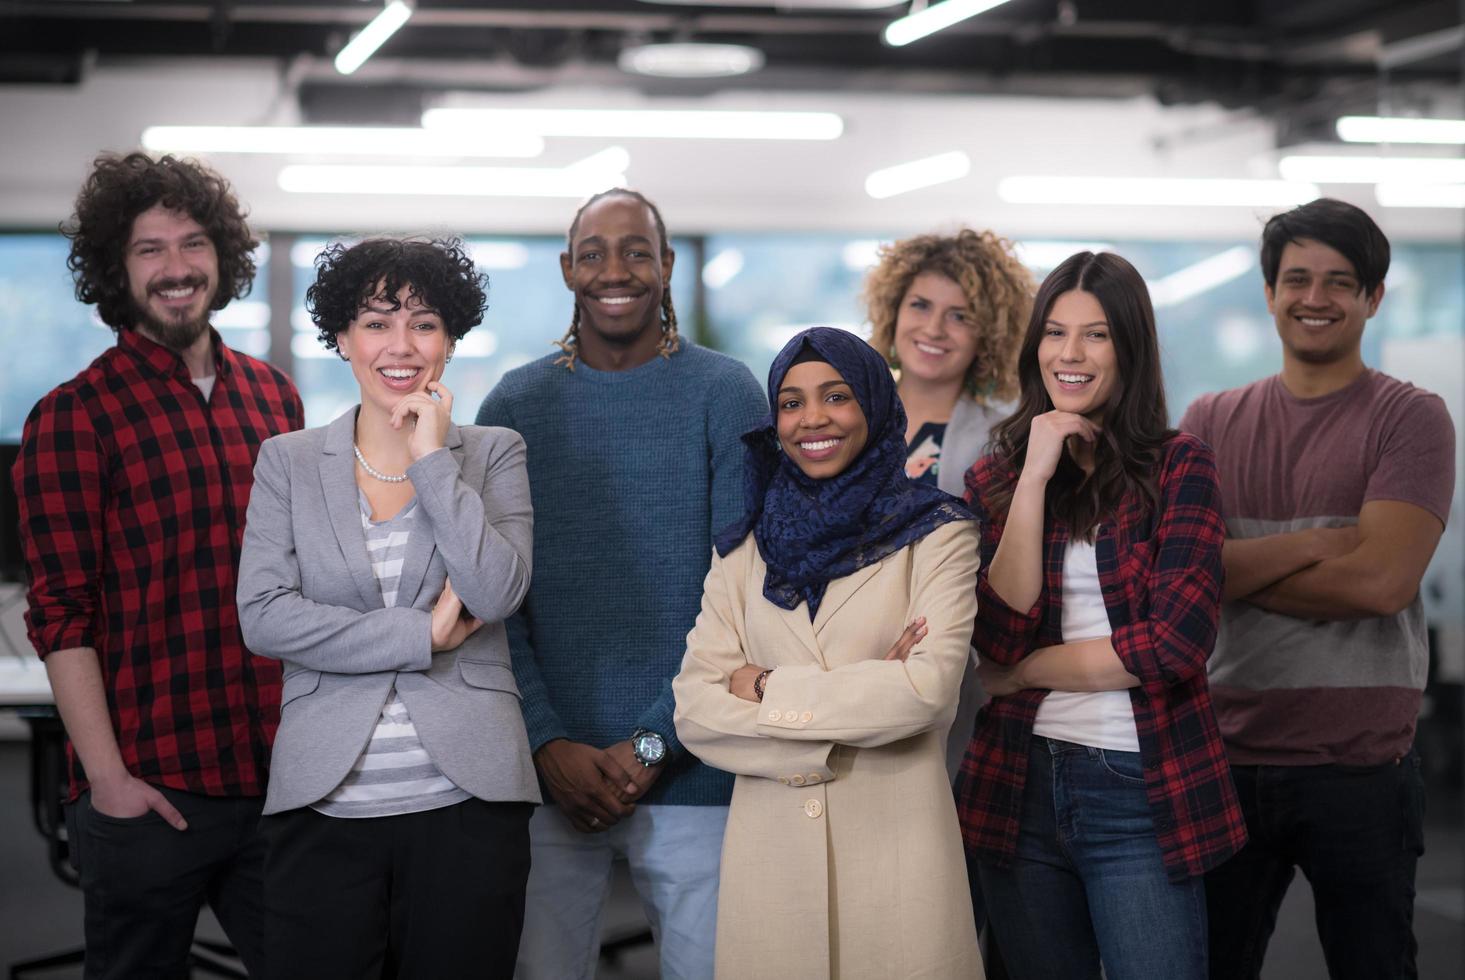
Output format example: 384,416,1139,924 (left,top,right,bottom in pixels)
117,326,235,385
